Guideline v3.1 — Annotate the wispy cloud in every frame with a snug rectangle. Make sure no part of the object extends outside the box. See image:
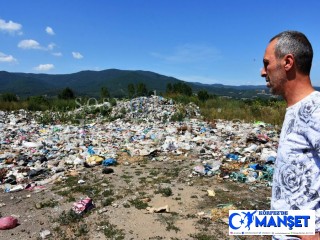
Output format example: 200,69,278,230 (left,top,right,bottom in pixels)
18,39,57,51
34,64,54,71
72,51,83,59
47,43,56,50
0,52,17,63
52,52,62,57
45,26,55,35
18,39,42,49
151,44,220,63
0,18,23,35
